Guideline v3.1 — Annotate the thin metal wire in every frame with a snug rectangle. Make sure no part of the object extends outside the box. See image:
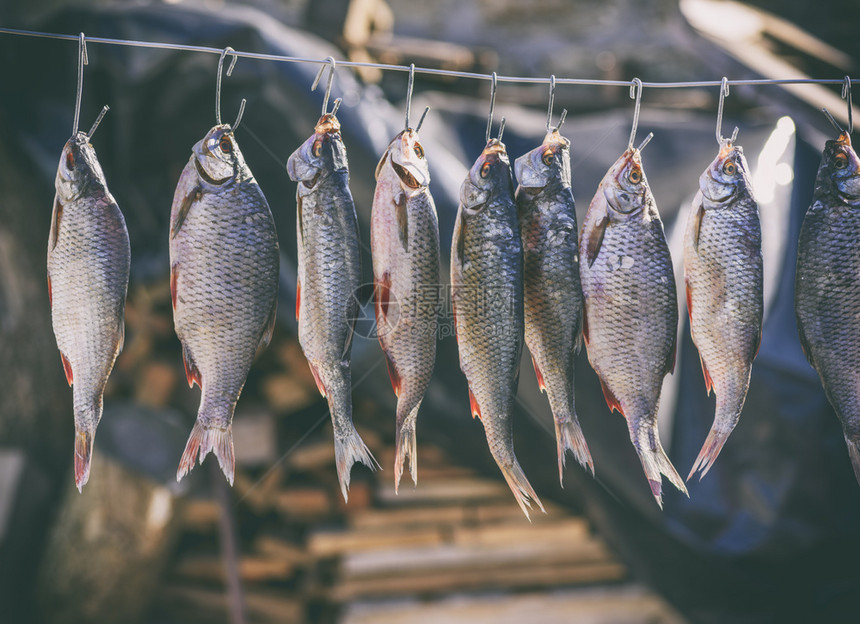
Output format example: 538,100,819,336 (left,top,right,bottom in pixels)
557,109,568,130
486,72,498,143
546,75,556,132
415,106,430,132
843,75,853,134
311,56,336,116
86,104,109,139
497,117,506,143
72,32,87,136
822,108,844,134
405,63,415,130
2,26,858,89
628,78,643,150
